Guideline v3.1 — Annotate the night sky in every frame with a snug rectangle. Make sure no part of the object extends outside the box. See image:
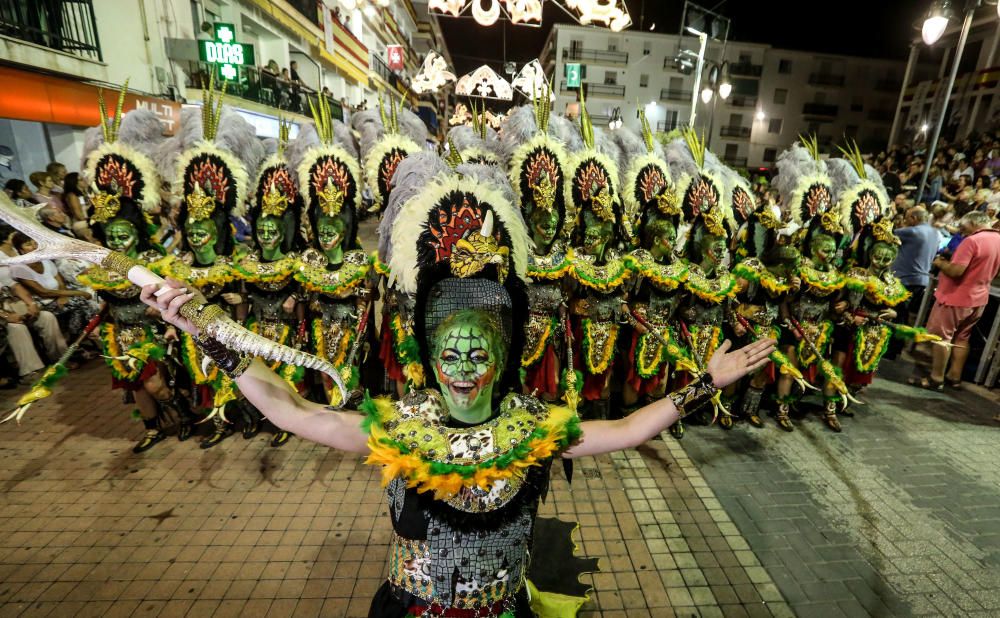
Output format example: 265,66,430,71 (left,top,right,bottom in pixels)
439,0,926,75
